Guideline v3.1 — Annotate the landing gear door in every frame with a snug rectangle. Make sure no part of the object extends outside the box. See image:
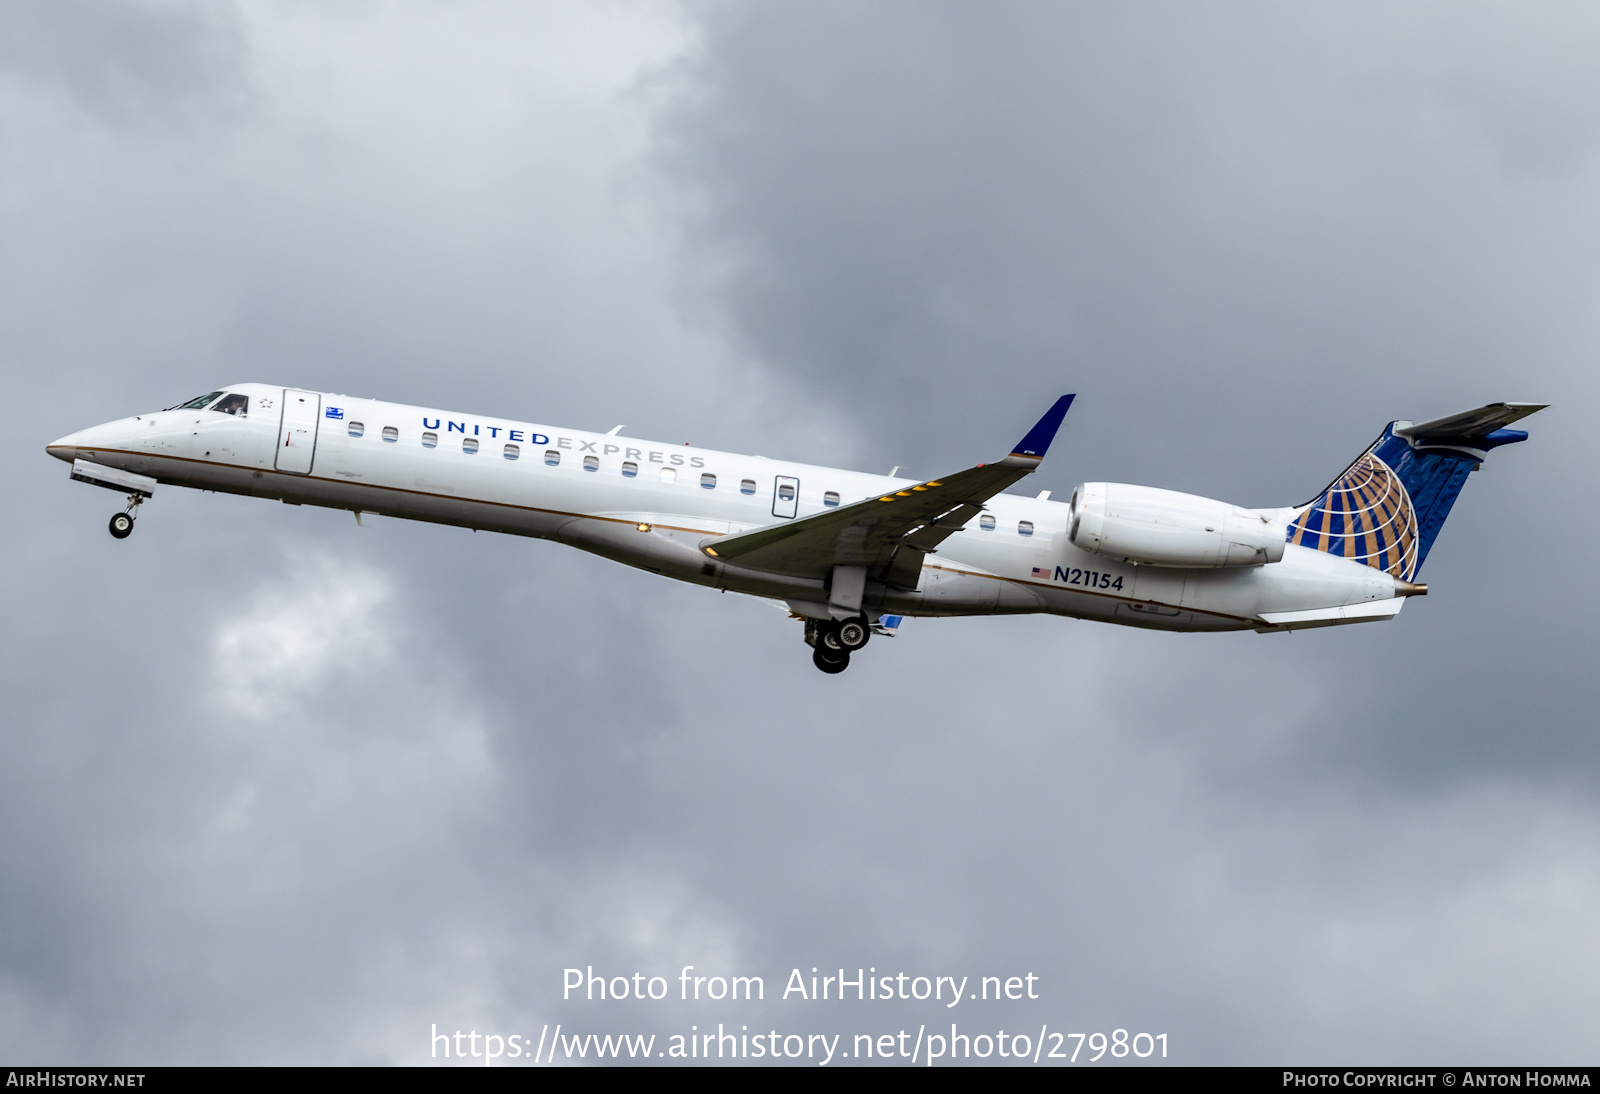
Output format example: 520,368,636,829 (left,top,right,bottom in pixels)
275,389,321,475
772,475,800,519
